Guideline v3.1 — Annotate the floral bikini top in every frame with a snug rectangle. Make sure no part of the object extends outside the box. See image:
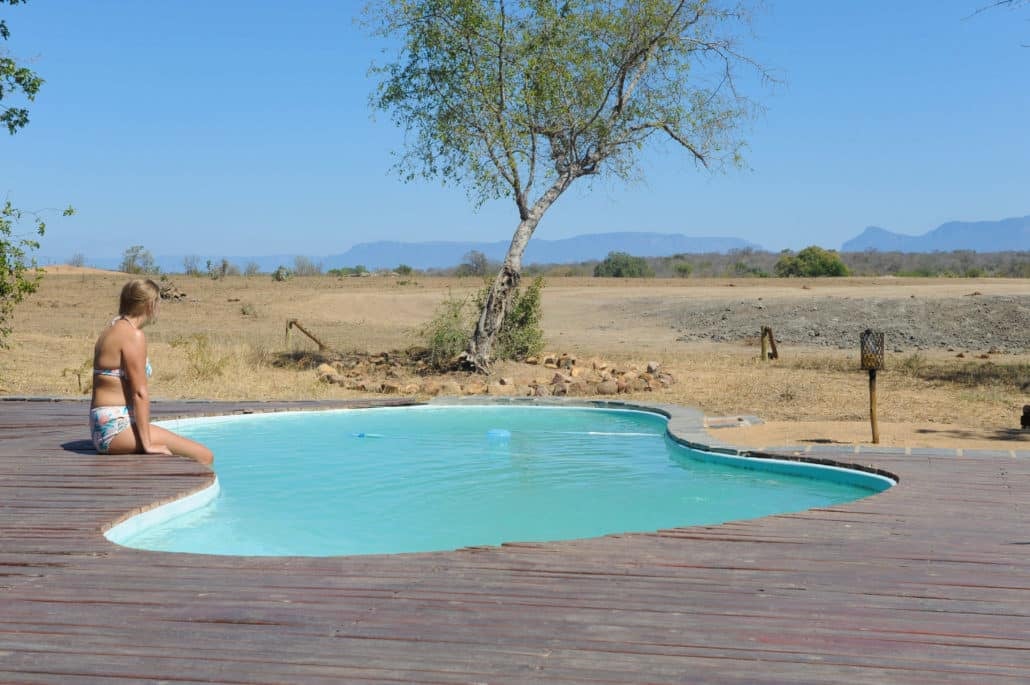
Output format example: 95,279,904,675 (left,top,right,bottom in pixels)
94,358,153,379
93,316,152,379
